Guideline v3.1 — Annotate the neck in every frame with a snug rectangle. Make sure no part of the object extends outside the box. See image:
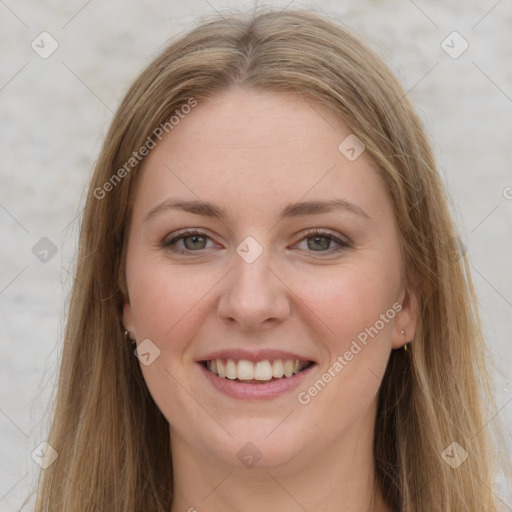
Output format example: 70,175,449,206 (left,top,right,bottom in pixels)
169,407,391,512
